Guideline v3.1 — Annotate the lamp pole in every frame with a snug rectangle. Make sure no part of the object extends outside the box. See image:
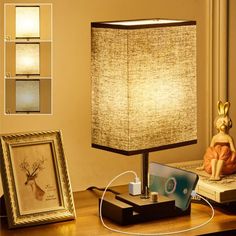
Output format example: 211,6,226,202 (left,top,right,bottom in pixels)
141,152,149,199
